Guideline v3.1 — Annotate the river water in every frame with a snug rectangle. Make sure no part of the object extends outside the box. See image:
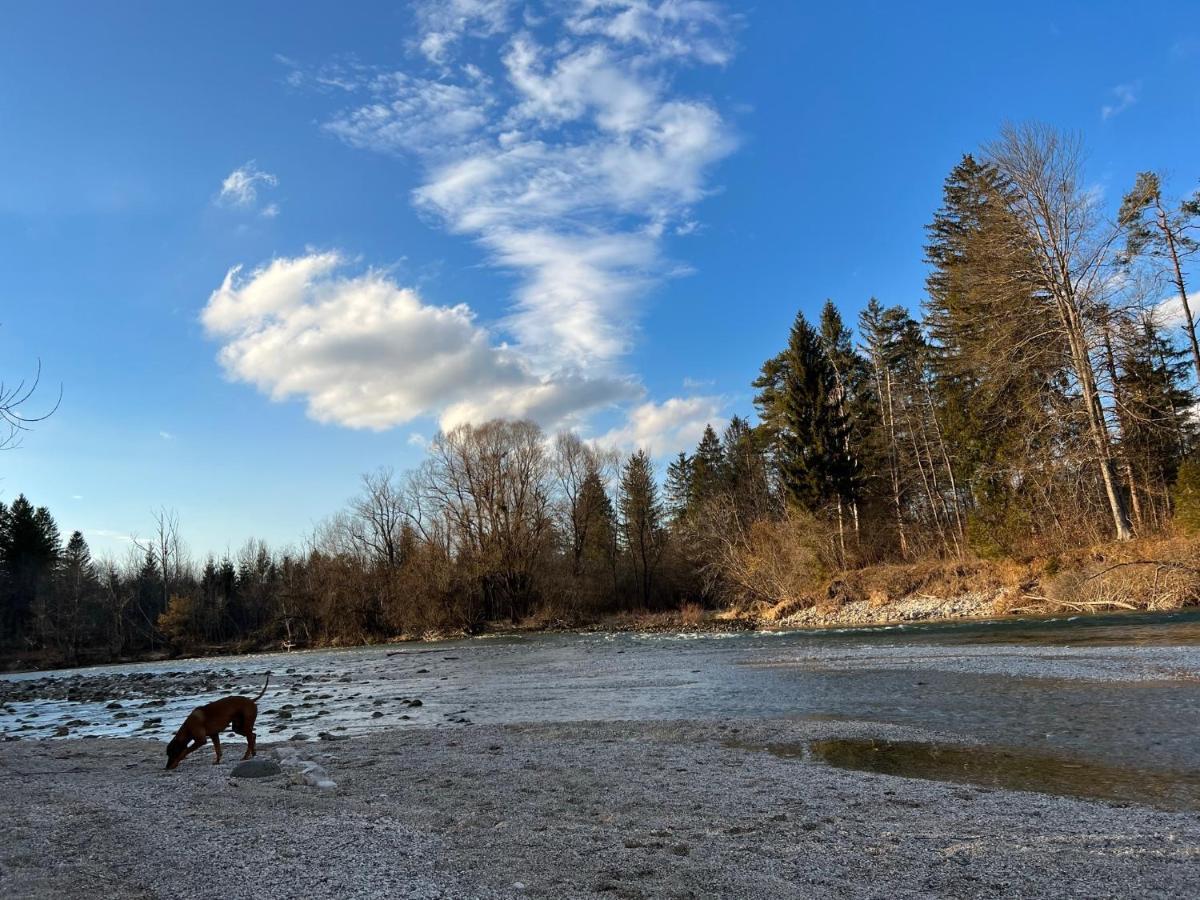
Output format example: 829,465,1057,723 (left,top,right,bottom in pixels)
4,610,1200,778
